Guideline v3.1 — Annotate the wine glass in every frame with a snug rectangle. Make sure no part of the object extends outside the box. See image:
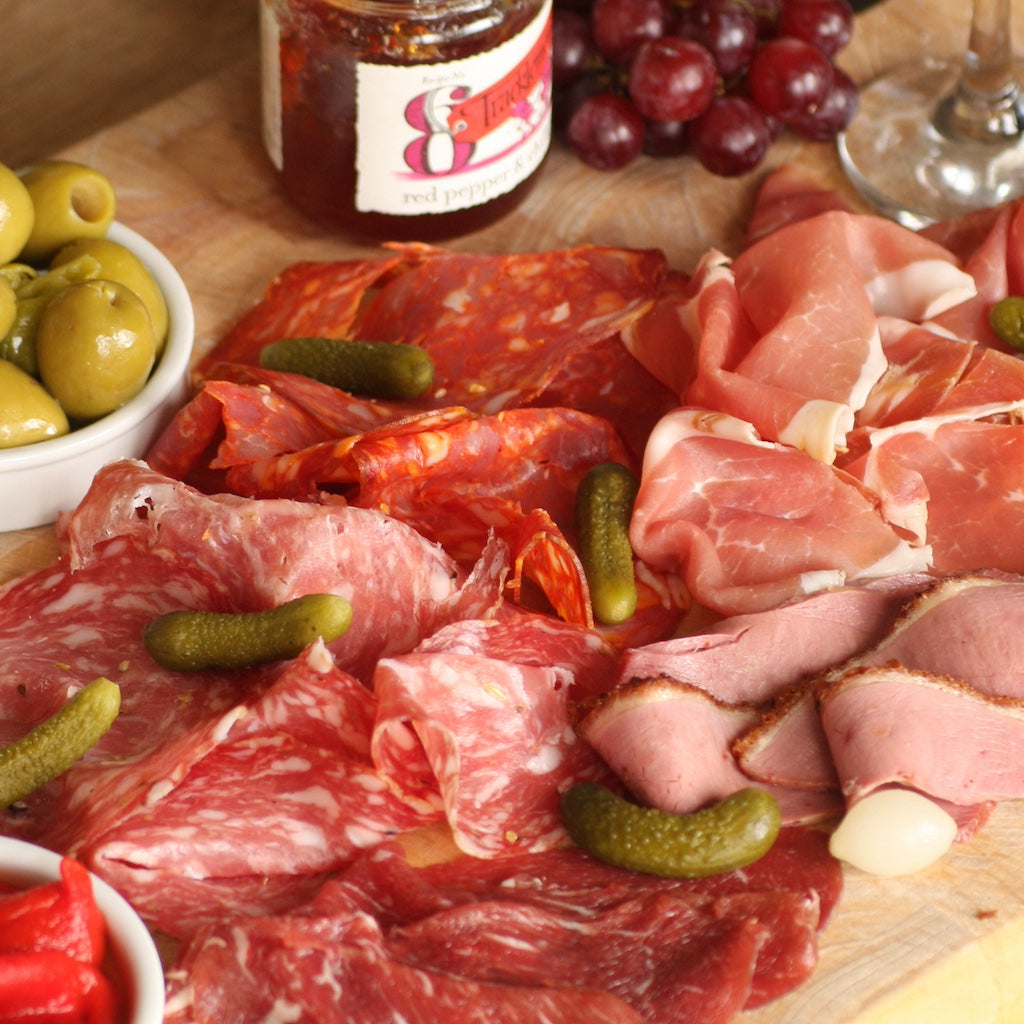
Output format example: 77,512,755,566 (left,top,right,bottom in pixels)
837,0,1024,227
